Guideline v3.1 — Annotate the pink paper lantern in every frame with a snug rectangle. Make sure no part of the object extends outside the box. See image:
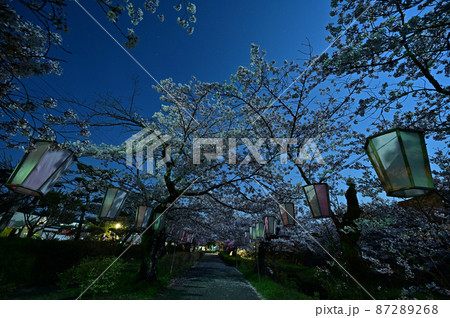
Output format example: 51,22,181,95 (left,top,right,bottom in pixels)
303,183,331,218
